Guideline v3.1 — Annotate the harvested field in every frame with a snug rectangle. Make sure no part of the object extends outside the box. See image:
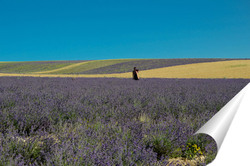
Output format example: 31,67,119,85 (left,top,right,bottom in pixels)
139,60,250,79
